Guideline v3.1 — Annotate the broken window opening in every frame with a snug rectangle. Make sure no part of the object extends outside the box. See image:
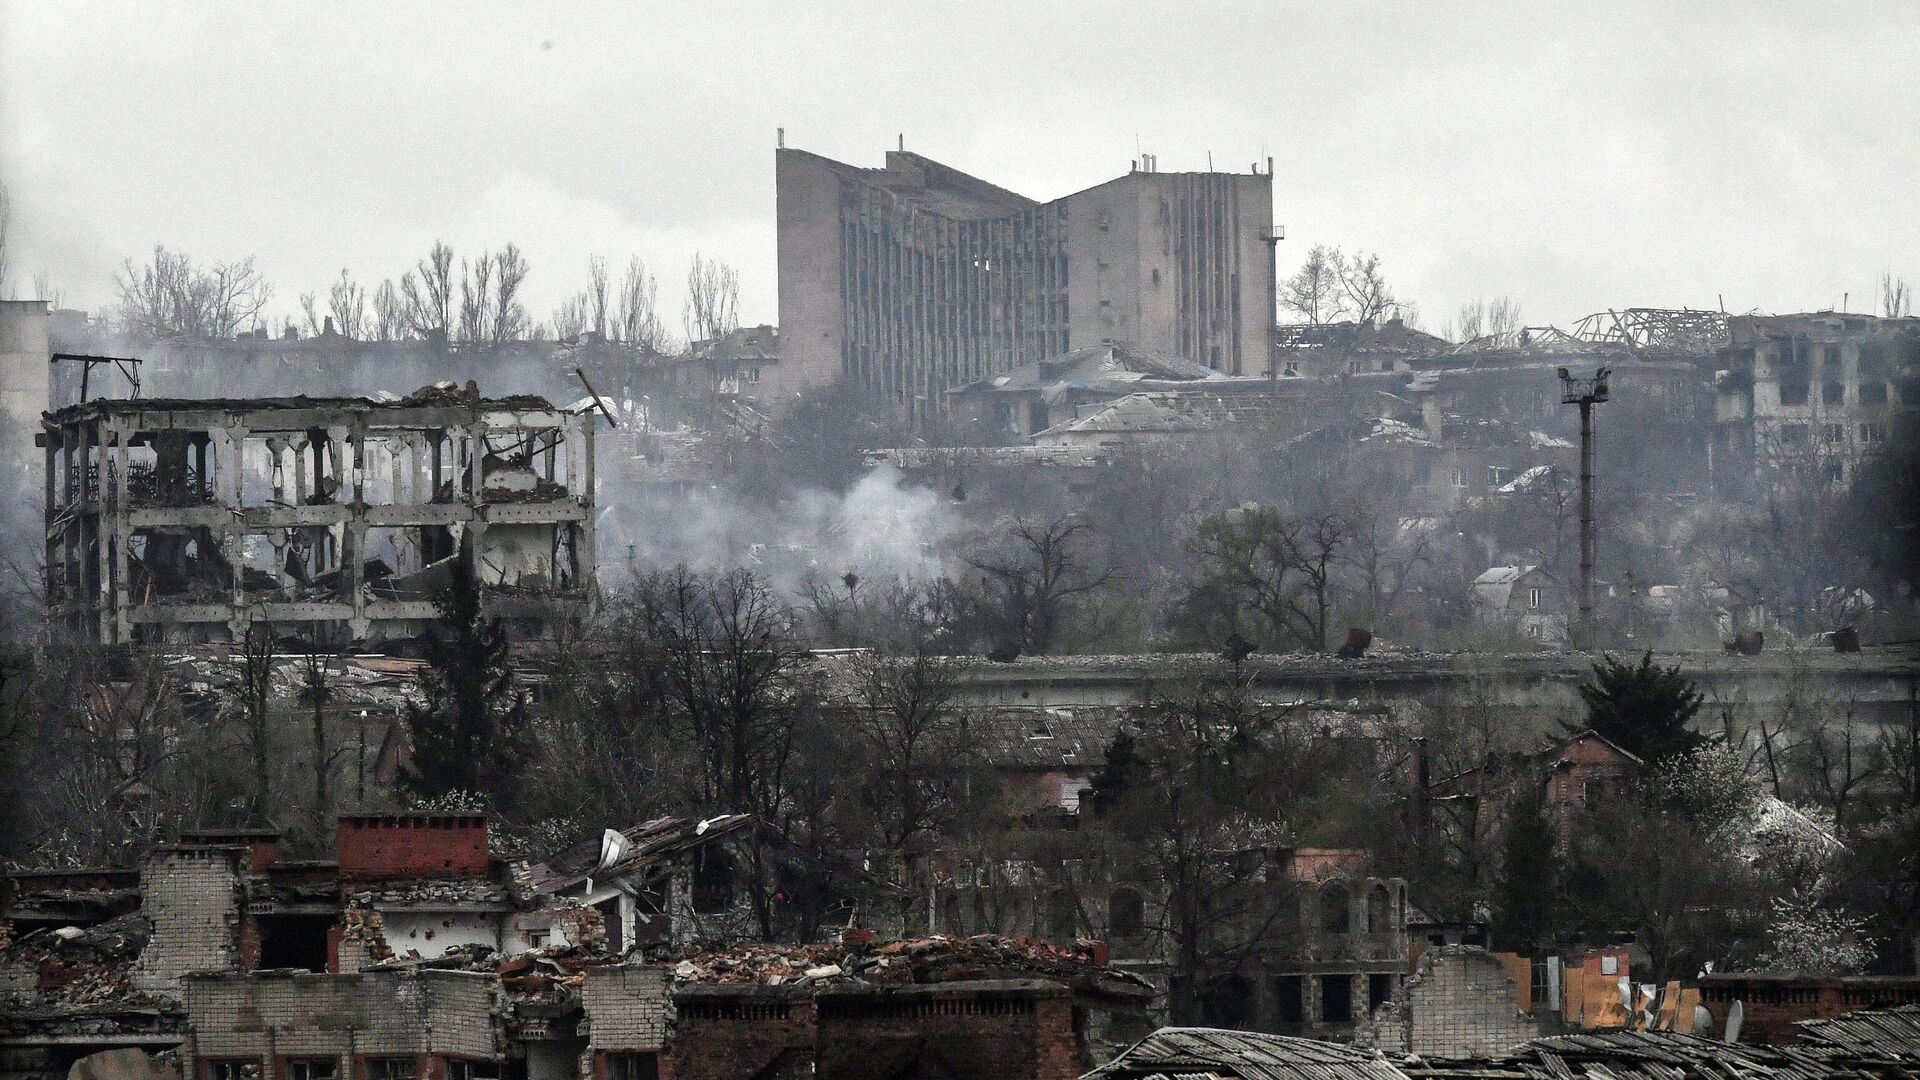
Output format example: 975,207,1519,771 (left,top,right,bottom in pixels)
1108,887,1144,937
255,913,332,972
286,1060,337,1080
1275,975,1305,1026
1368,973,1397,1011
604,1055,659,1080
692,848,737,915
1318,884,1350,934
1320,975,1354,1023
206,1062,261,1080
363,1059,415,1080
445,1061,499,1080
1366,884,1391,933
